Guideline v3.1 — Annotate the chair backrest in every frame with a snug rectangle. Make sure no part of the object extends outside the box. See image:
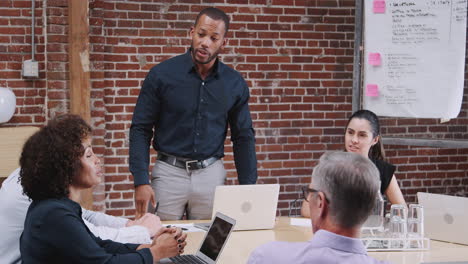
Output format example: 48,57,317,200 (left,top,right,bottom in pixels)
0,126,39,179
0,125,94,209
